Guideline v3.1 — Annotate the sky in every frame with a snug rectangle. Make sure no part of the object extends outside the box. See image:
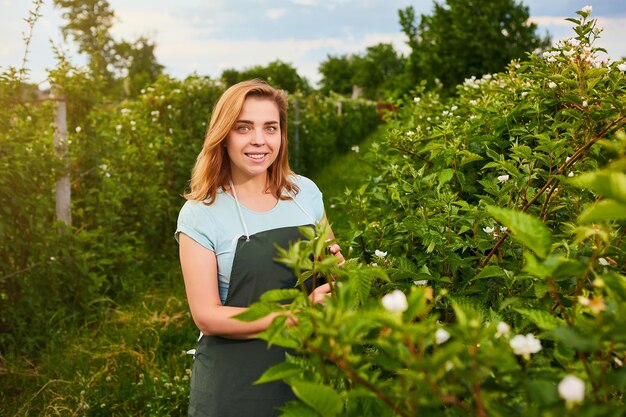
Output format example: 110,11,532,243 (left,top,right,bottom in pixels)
2,0,626,88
